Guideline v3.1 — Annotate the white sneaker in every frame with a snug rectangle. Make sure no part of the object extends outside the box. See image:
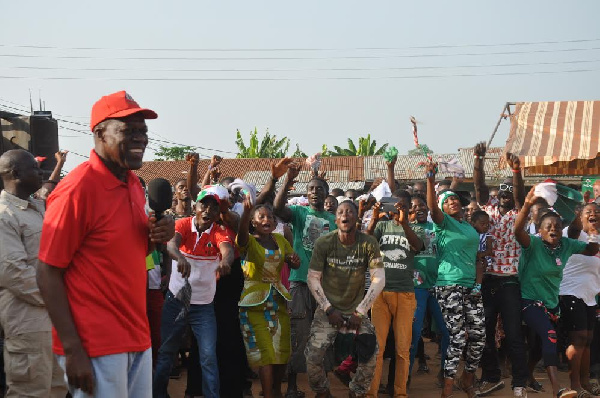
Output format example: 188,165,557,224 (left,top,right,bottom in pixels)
513,386,527,397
